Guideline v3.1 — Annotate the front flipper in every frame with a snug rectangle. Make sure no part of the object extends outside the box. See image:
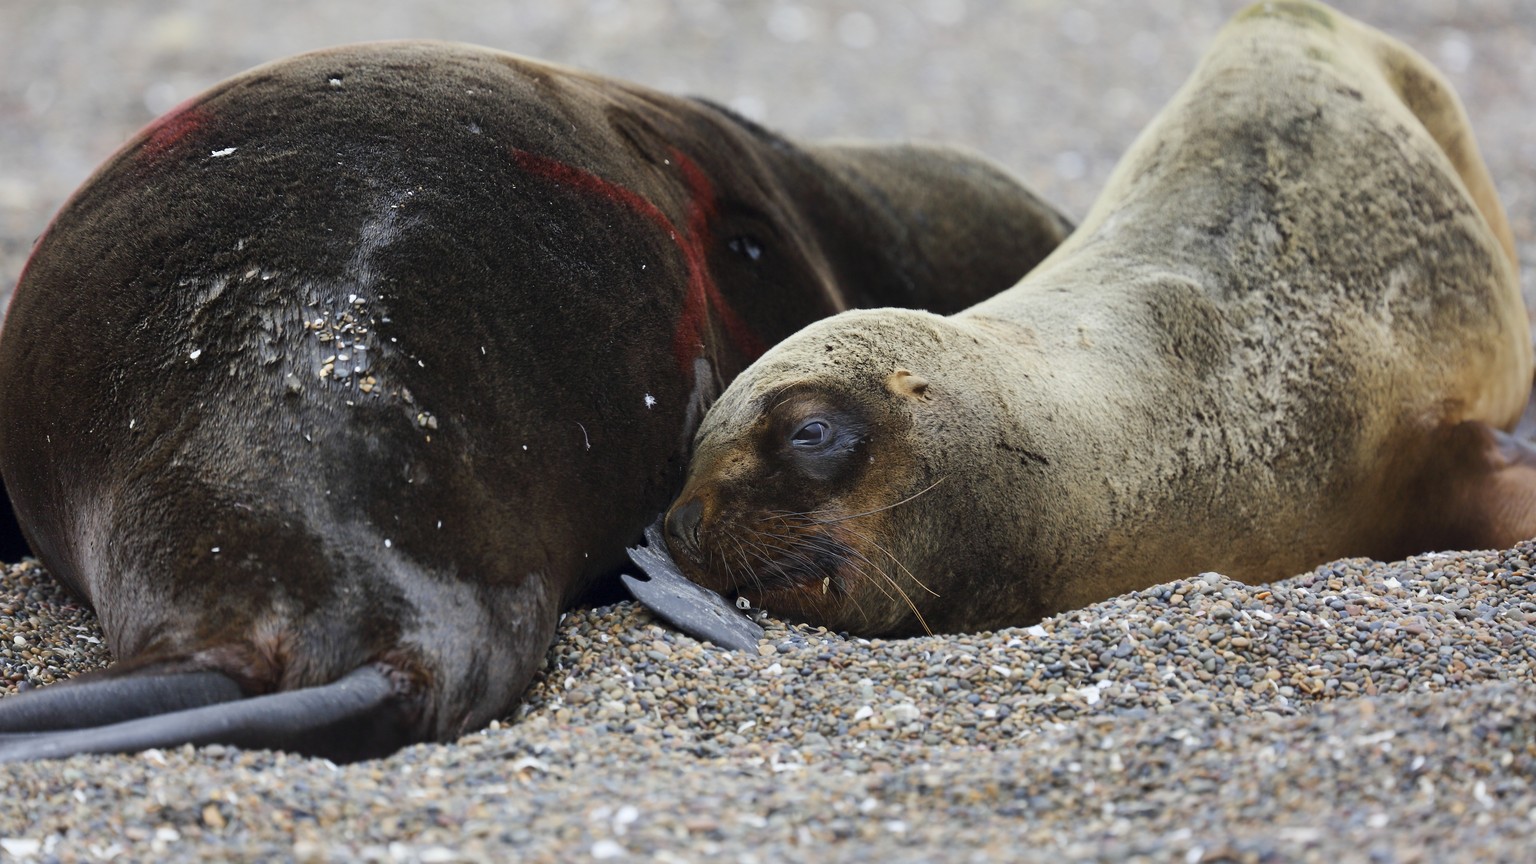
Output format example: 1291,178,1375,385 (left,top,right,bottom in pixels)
0,666,415,764
1421,420,1536,551
624,519,765,652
